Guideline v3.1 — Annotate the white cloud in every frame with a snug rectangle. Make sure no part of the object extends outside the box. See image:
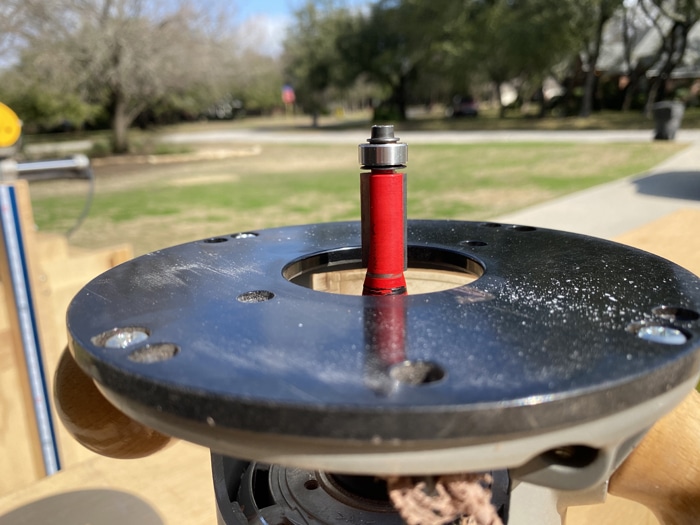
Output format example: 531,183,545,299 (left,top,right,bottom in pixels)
237,13,291,57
